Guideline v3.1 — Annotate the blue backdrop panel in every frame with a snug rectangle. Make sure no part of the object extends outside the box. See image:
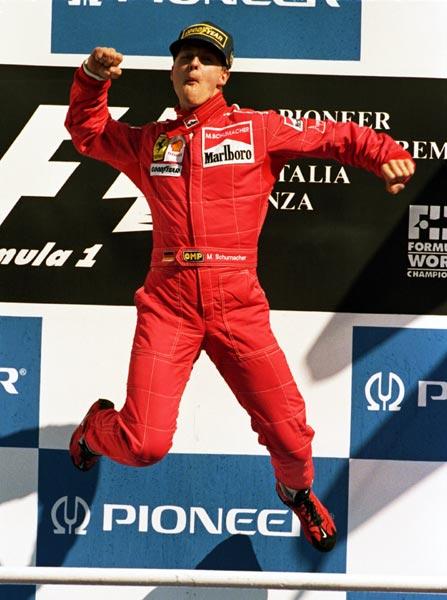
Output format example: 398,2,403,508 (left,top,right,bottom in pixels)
0,316,41,448
51,0,361,61
351,326,447,461
349,594,447,600
37,450,348,573
0,586,35,600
